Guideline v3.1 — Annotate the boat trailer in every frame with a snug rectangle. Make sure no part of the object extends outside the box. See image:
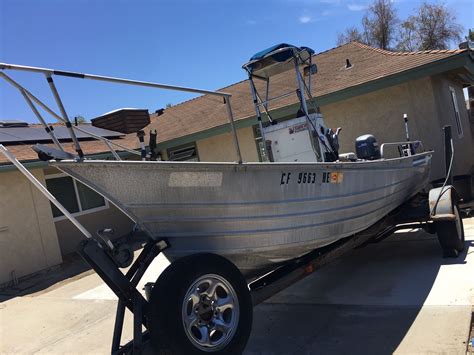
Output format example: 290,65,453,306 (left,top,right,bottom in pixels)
0,58,466,353
0,141,465,354
79,203,422,354
83,184,466,354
